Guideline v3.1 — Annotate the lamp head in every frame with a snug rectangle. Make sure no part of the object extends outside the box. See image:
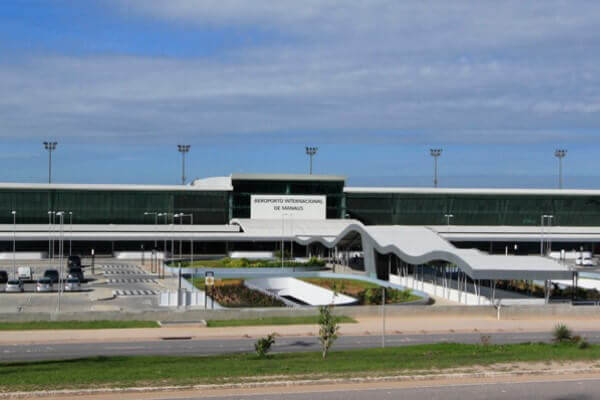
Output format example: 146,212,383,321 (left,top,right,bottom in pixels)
305,146,318,156
555,149,567,158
